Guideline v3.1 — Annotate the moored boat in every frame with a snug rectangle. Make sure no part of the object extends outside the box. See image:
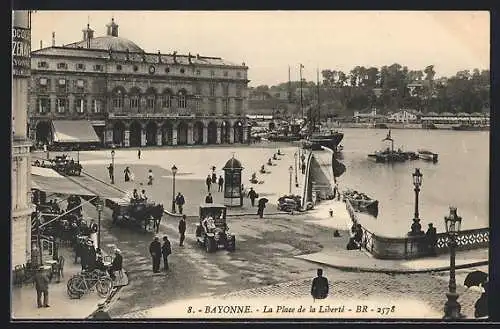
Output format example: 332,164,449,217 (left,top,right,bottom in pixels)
417,149,439,163
343,189,378,217
452,124,489,131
